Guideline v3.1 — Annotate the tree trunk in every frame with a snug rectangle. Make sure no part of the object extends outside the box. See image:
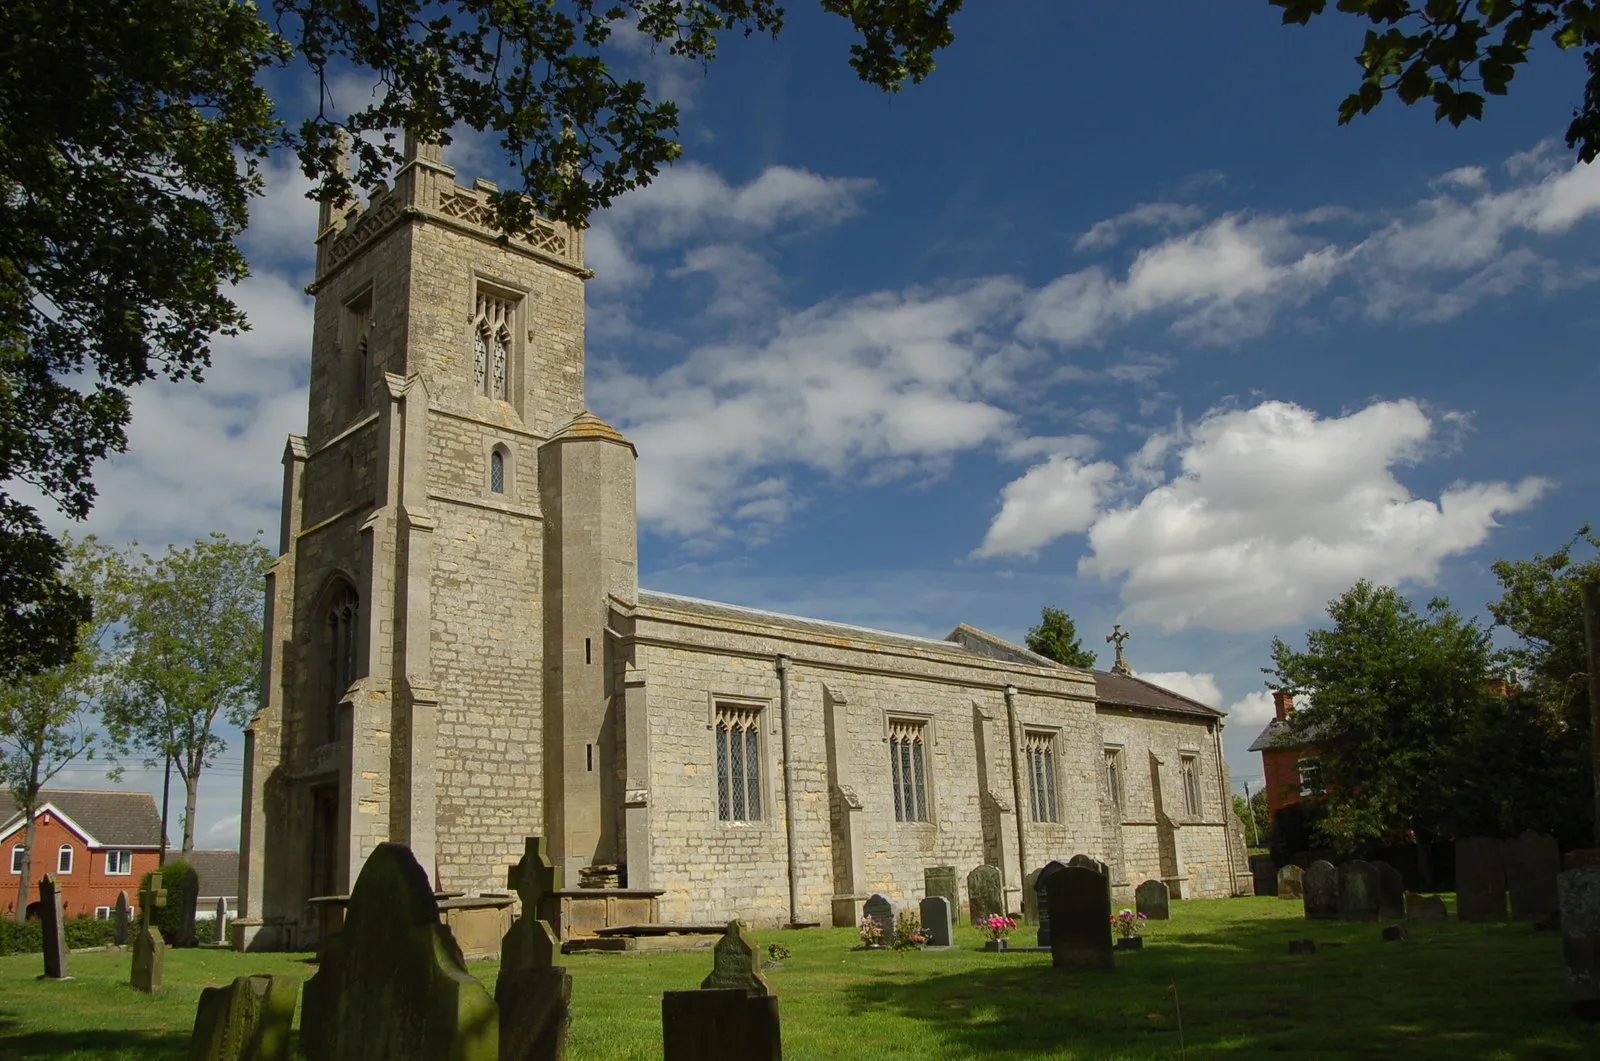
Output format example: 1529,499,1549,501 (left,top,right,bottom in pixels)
1584,581,1600,846
182,765,200,854
13,814,36,924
